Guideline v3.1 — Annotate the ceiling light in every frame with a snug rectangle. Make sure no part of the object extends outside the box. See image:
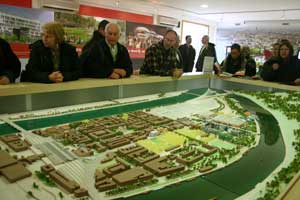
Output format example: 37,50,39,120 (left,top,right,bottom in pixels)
200,4,208,8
